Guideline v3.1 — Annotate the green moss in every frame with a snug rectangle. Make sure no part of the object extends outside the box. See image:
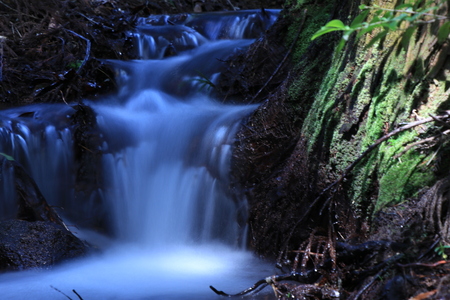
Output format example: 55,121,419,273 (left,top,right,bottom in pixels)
285,4,334,64
285,0,447,218
376,151,435,211
285,0,306,9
